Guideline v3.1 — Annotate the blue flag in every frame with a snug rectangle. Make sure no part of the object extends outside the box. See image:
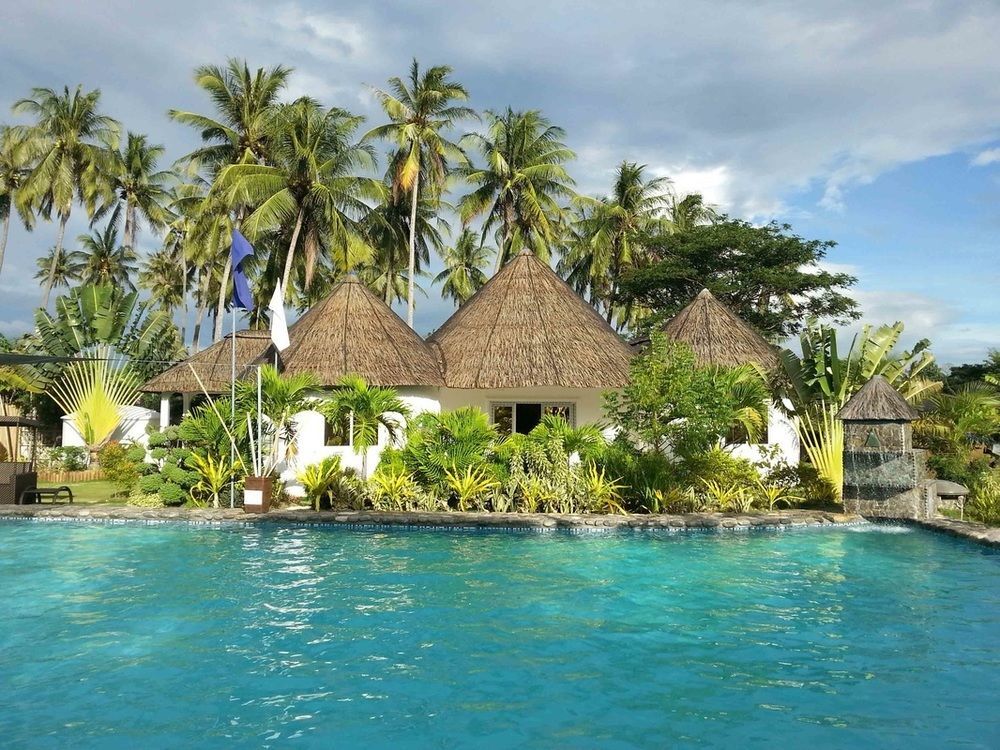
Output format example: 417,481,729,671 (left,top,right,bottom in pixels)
231,230,255,311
